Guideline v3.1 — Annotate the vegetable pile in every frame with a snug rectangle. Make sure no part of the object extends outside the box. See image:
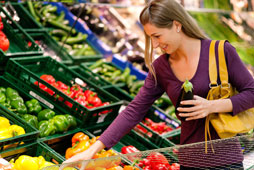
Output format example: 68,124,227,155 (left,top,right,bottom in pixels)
0,86,77,137
35,74,111,111
26,2,96,57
